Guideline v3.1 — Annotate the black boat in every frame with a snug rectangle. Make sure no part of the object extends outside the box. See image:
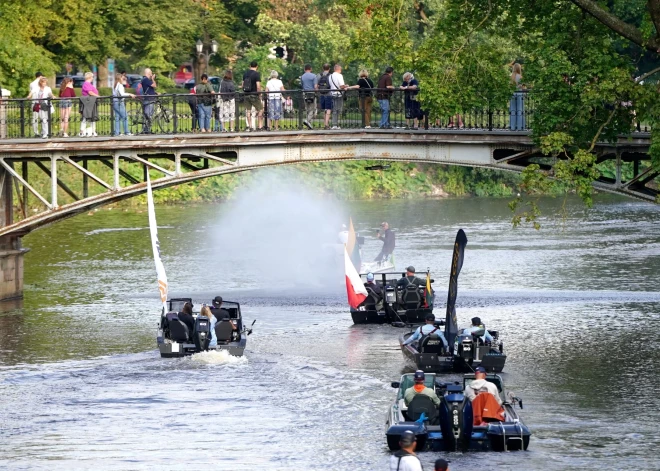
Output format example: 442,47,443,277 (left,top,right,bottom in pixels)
157,298,254,358
399,229,506,373
350,272,434,325
385,372,530,452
